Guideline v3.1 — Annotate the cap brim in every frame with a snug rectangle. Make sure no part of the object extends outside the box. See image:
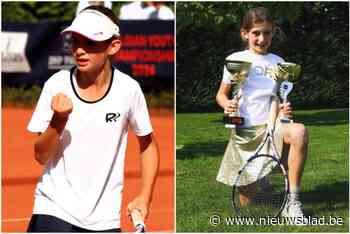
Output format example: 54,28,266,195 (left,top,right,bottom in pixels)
61,27,113,42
